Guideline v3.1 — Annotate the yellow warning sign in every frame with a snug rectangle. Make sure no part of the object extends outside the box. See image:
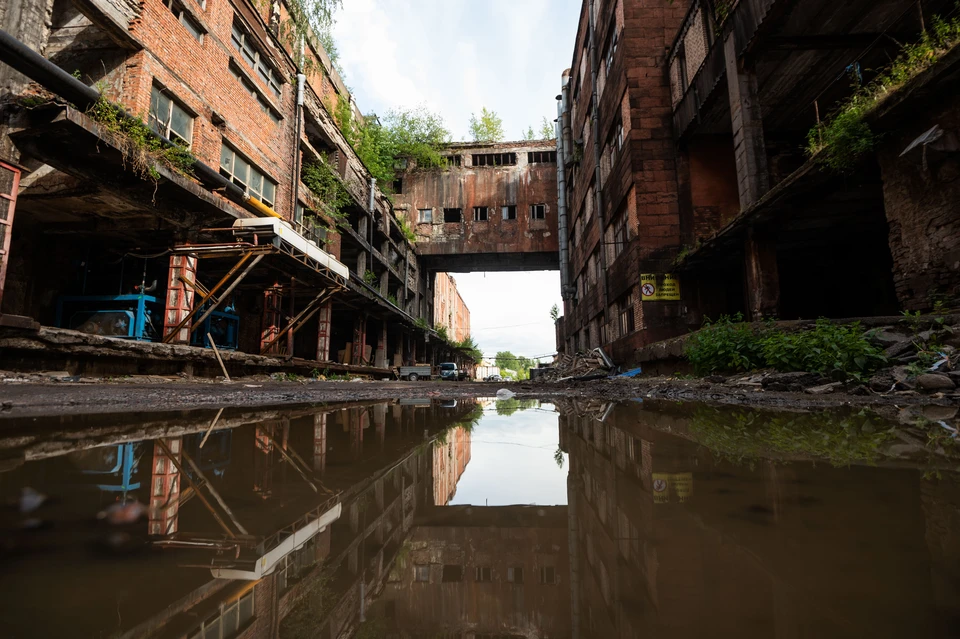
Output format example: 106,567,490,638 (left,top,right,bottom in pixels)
640,274,681,301
651,472,694,504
